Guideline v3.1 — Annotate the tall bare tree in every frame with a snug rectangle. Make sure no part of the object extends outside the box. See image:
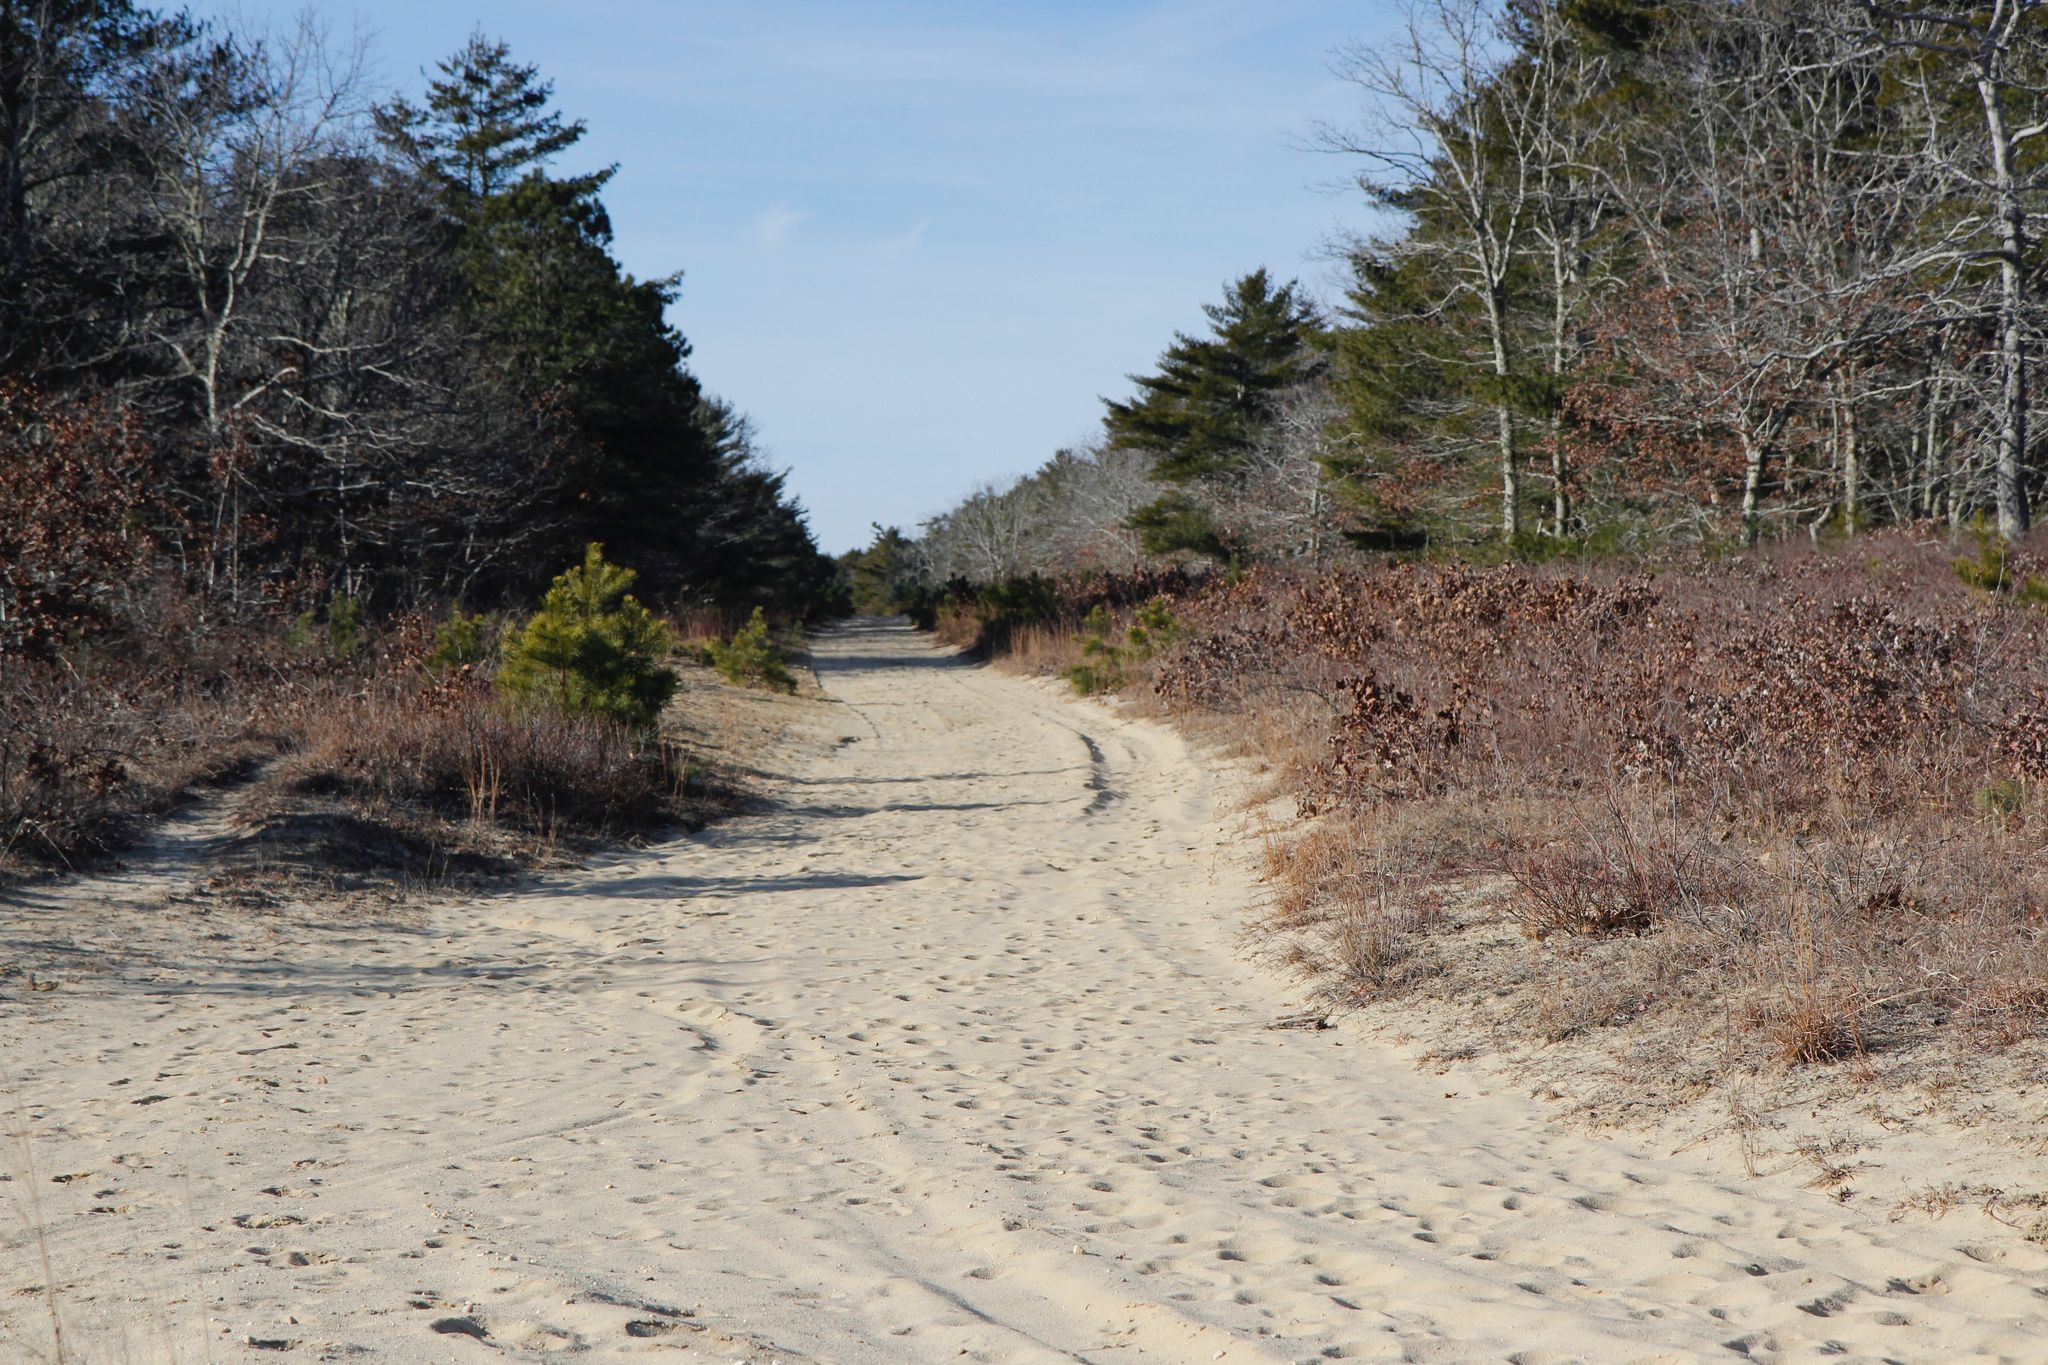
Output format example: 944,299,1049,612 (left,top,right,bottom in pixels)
1862,1,2048,538
1325,0,1543,538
